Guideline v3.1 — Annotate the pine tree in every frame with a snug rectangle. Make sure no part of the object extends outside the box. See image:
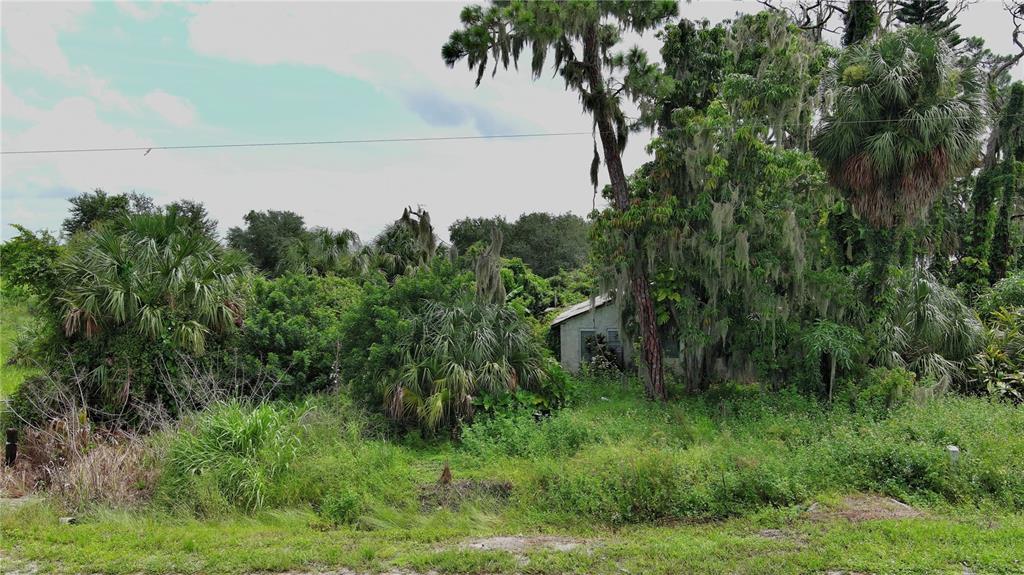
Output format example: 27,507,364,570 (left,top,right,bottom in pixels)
894,0,963,48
